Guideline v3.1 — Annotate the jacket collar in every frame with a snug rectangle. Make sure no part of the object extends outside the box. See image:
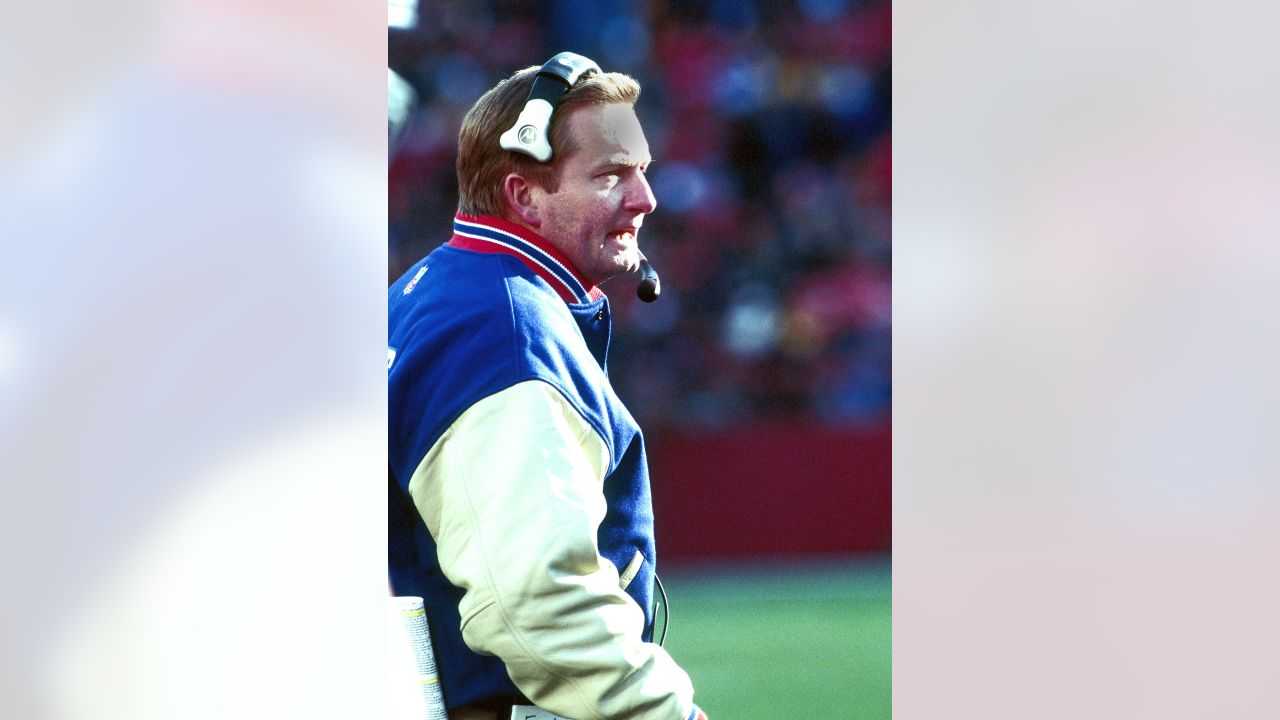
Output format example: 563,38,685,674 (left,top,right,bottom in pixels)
448,212,604,305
